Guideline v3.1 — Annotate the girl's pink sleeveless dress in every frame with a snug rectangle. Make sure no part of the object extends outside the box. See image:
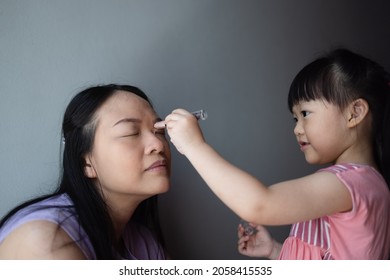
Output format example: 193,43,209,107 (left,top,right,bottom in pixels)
278,163,390,260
